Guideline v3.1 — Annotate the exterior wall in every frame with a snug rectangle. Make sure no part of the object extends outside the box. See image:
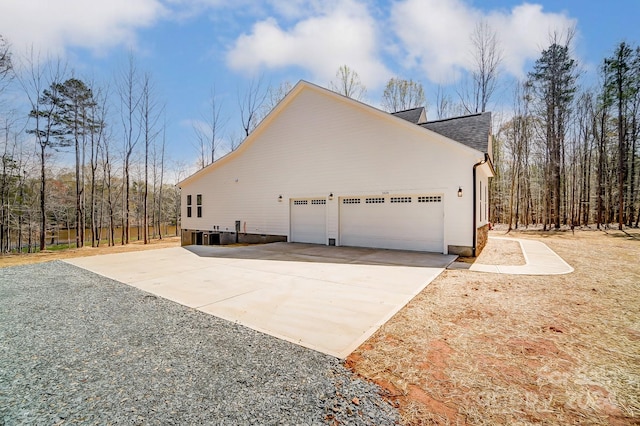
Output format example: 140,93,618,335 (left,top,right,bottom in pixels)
180,86,486,253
